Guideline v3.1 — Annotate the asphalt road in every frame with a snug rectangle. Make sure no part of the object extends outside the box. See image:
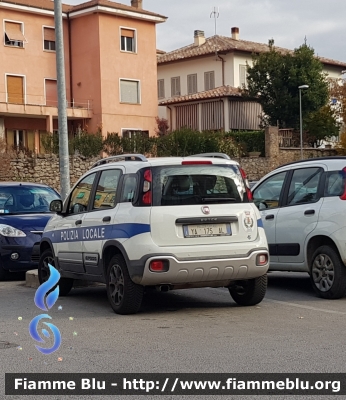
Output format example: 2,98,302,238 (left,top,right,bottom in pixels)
1,271,346,400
